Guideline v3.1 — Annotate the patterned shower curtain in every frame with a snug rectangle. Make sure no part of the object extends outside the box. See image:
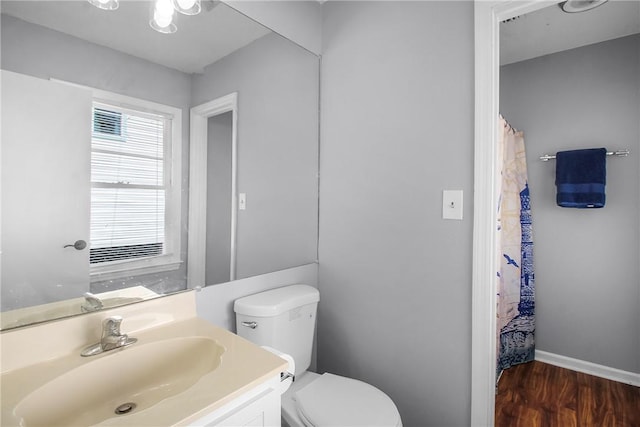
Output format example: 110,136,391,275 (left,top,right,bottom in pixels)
496,116,535,380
